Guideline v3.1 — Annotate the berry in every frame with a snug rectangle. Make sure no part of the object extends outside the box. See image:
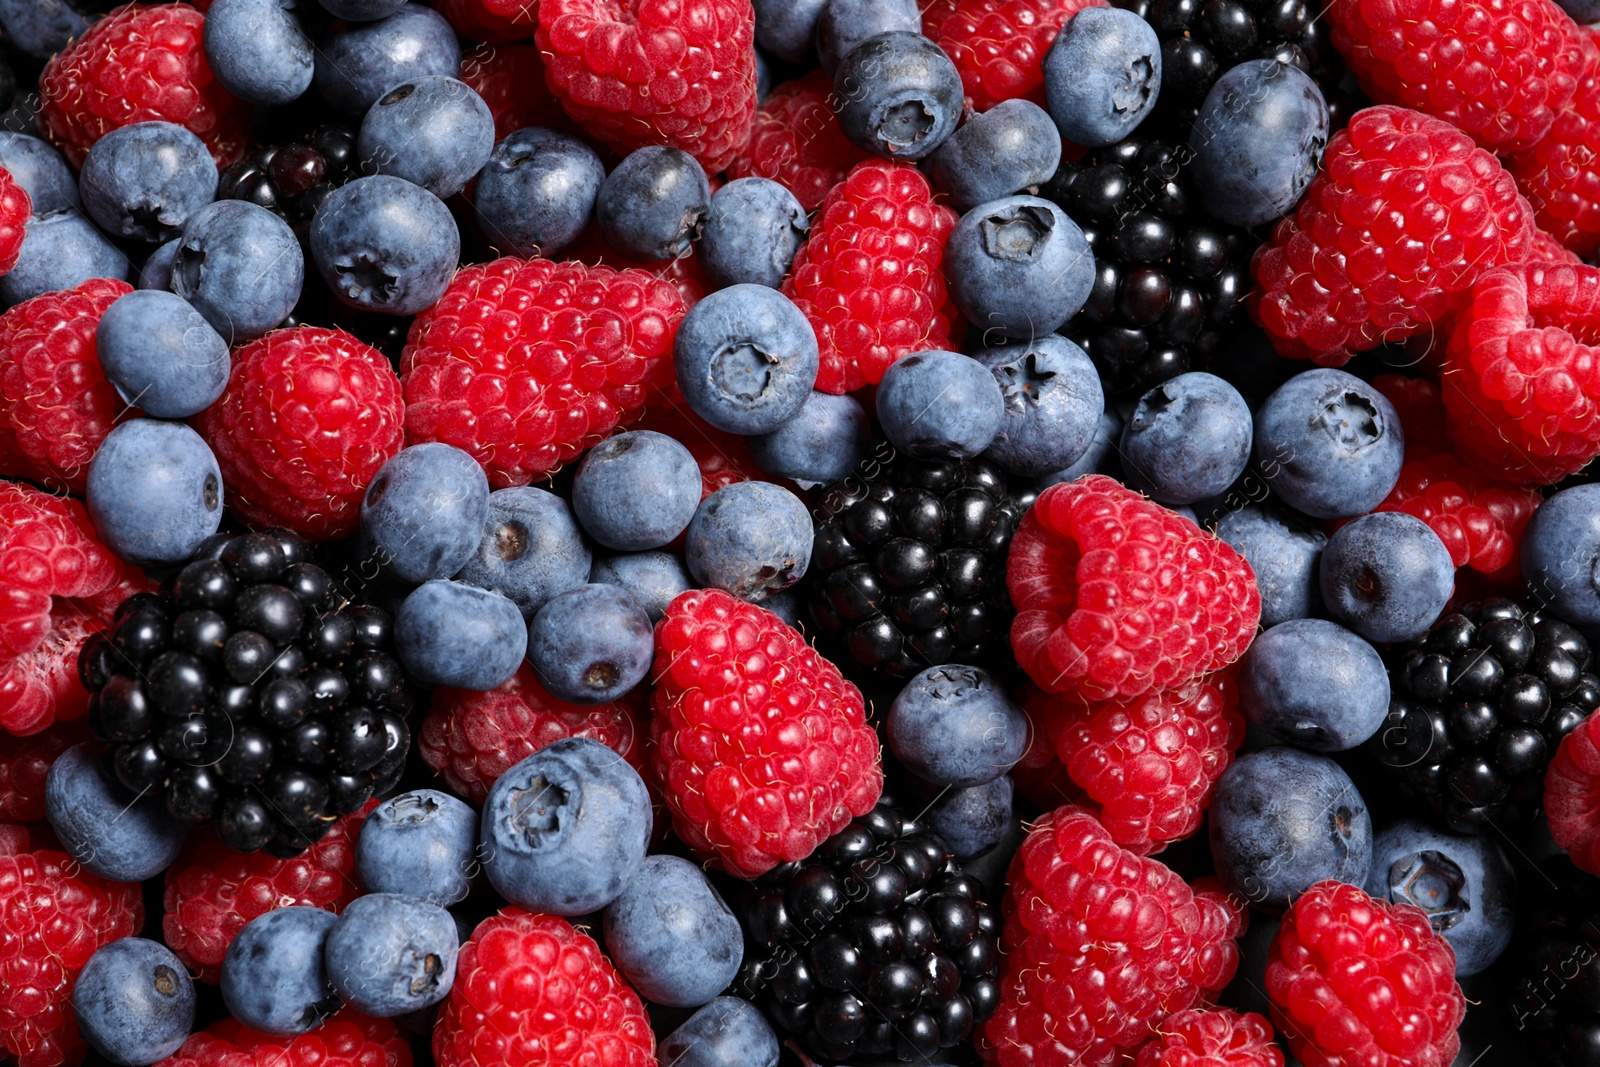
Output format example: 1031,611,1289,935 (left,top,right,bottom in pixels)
525,584,654,704
683,480,814,602
44,742,187,883
310,176,460,317
699,178,809,291
202,0,315,107
728,70,869,214
0,165,28,275
218,126,362,230
977,336,1105,478
0,718,87,822
1548,708,1600,879
395,580,526,692
1042,7,1162,146
325,894,459,1017
816,0,920,73
876,350,1005,461
1319,512,1455,645
887,665,1028,789
921,0,1109,113
458,43,566,138
674,285,819,435
220,906,339,1037
97,290,229,420
1524,484,1600,626
1120,372,1252,505
312,6,461,118
589,552,694,621
355,790,478,907
832,32,964,162
1507,32,1600,260
926,775,1017,861
79,121,217,247
159,1011,411,1067
602,854,744,1008
171,200,304,343
360,443,491,584
945,194,1096,341
1132,1008,1284,1067
598,147,711,264
434,0,535,42
357,77,494,201
573,432,701,554
658,999,779,1067
0,133,79,217
454,487,592,617
1,613,118,743
0,212,129,311
85,419,224,566
748,390,872,485
1254,368,1405,519
1508,855,1600,1059
1214,503,1326,628
472,128,603,260
71,938,196,1067
926,98,1063,212
650,588,884,878
1239,619,1389,751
